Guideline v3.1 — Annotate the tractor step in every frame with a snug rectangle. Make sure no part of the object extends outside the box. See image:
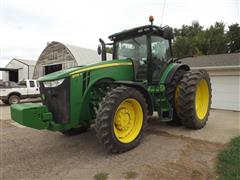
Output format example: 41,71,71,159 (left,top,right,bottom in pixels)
158,110,173,122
